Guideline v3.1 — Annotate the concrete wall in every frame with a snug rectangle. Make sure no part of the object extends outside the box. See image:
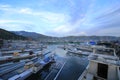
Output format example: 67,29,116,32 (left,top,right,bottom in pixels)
108,65,118,80
88,61,98,75
88,61,119,80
